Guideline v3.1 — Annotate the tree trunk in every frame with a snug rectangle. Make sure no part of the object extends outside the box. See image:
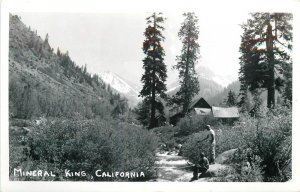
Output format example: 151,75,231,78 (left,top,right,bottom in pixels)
149,13,157,129
267,68,275,108
266,22,275,108
182,35,191,114
149,77,156,129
